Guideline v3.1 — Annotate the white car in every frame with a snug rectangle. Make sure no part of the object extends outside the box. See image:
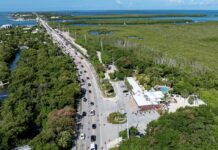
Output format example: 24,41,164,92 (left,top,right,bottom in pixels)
79,133,85,140
90,143,96,150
